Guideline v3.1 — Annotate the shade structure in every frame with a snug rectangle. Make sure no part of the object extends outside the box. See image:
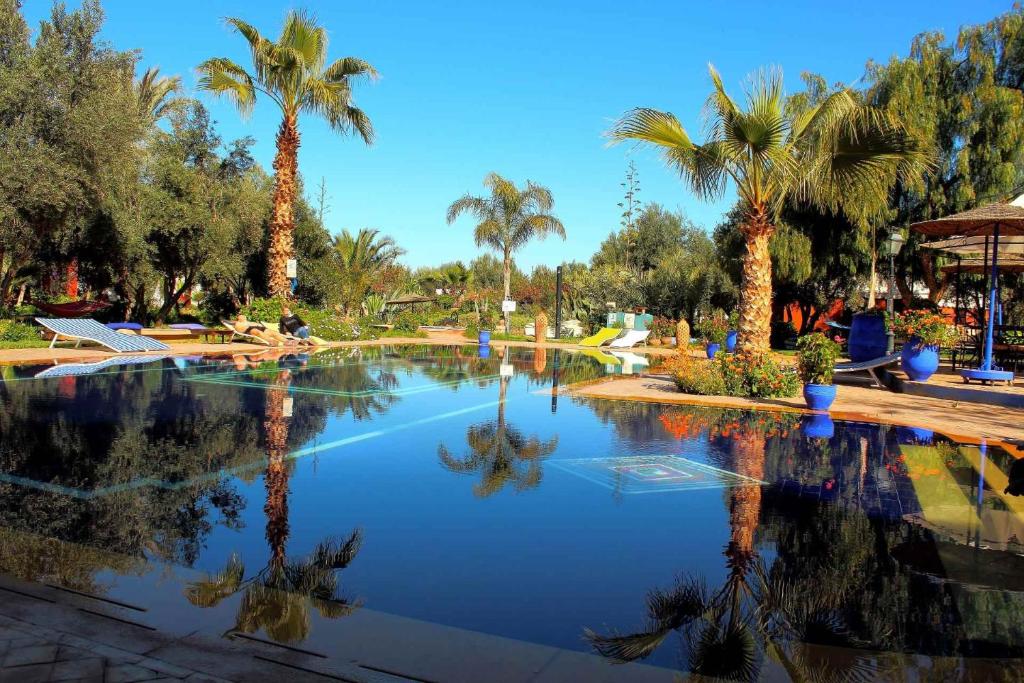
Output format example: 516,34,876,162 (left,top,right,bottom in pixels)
911,200,1024,384
912,203,1024,238
920,235,1024,256
385,294,436,306
939,258,1024,275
